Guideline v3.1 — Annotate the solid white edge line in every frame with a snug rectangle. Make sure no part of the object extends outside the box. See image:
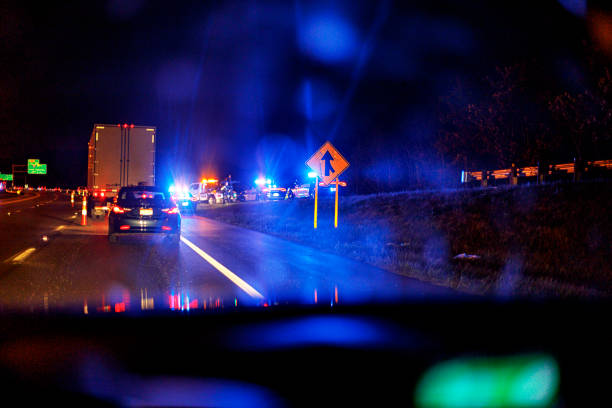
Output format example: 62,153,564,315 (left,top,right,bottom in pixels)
180,236,264,300
7,247,36,263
